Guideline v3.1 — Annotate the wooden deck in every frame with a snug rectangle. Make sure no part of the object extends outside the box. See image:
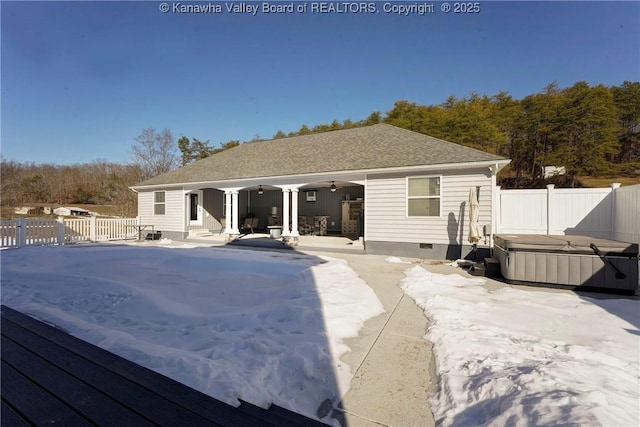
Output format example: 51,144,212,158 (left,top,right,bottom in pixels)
1,305,330,426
